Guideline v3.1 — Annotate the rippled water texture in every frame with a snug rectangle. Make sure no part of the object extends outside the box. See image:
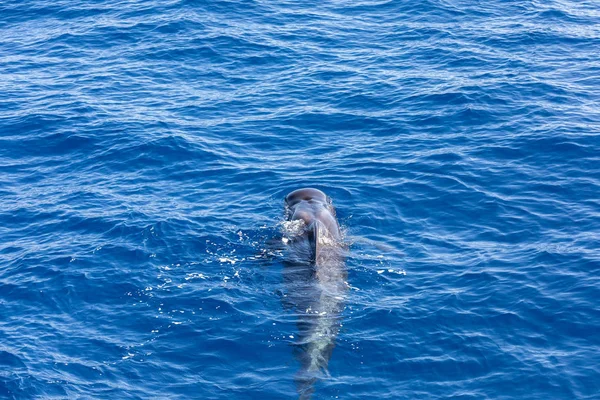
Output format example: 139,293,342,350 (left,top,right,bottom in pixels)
1,0,599,398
